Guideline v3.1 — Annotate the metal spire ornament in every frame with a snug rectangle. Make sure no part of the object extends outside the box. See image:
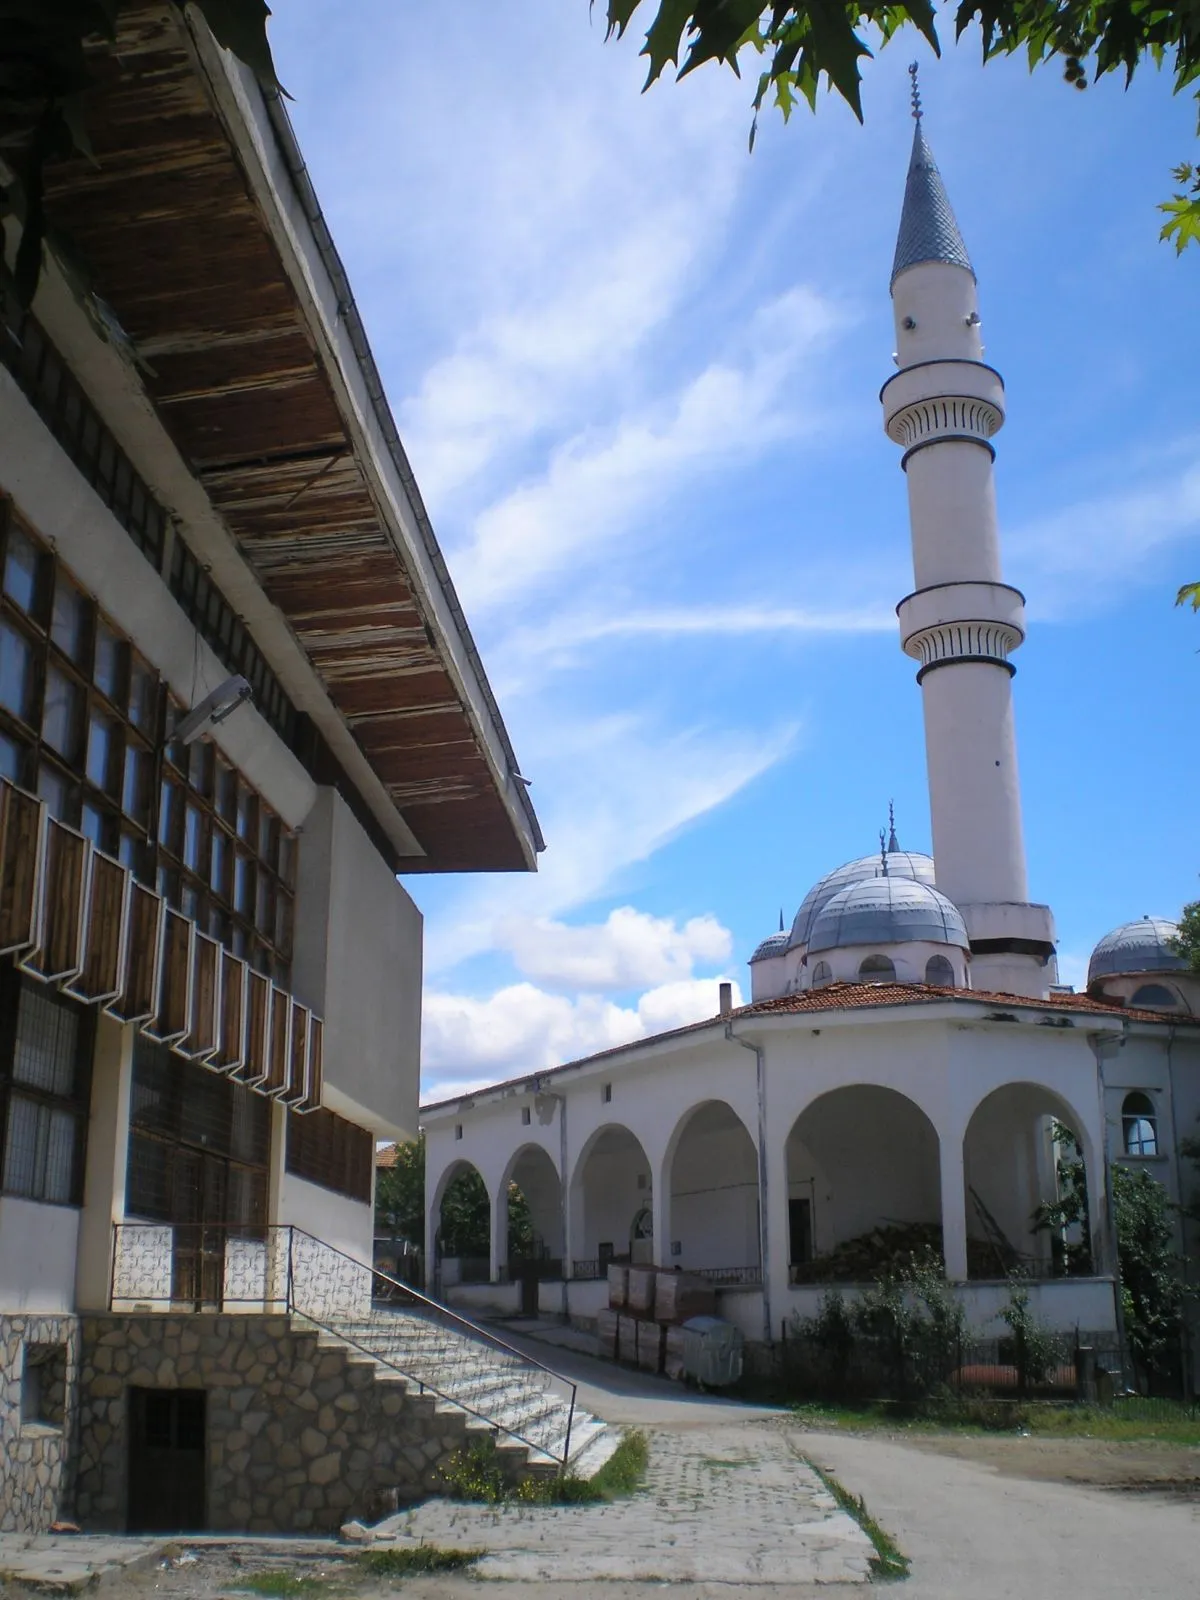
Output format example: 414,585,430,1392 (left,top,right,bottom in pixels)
909,60,922,122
